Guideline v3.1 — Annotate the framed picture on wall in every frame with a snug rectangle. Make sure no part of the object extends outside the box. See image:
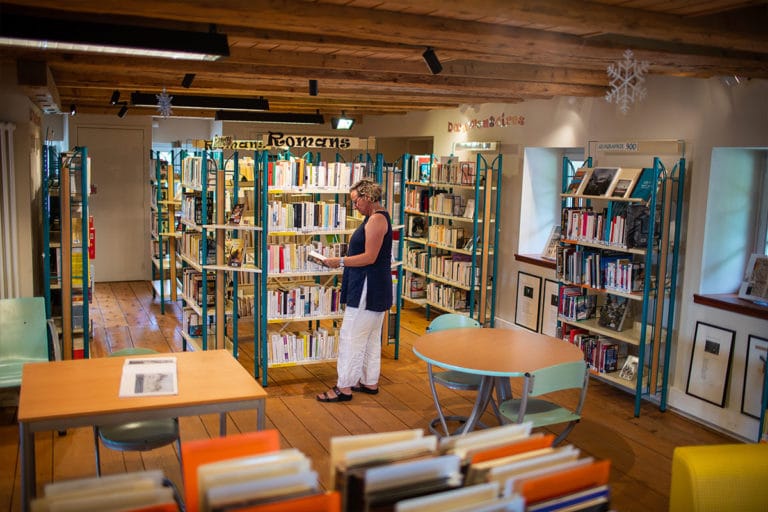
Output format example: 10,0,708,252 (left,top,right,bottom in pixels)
686,321,736,408
741,335,768,419
540,279,560,337
515,271,542,332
